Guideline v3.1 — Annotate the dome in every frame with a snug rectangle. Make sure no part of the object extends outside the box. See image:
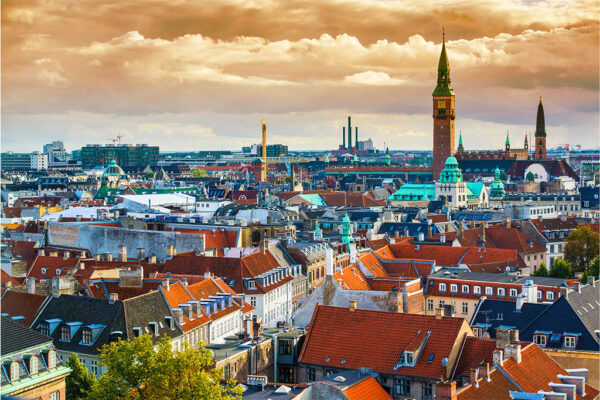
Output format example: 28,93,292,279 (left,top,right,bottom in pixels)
444,156,458,167
439,156,463,183
103,159,124,176
324,154,329,163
